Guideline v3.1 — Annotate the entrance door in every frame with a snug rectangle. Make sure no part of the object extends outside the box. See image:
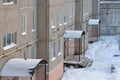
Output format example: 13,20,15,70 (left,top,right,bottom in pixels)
64,39,69,59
